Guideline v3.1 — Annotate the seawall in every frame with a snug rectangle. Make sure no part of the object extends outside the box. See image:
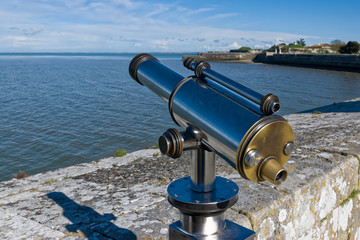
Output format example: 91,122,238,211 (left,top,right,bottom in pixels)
0,98,360,239
183,52,360,72
254,53,360,71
